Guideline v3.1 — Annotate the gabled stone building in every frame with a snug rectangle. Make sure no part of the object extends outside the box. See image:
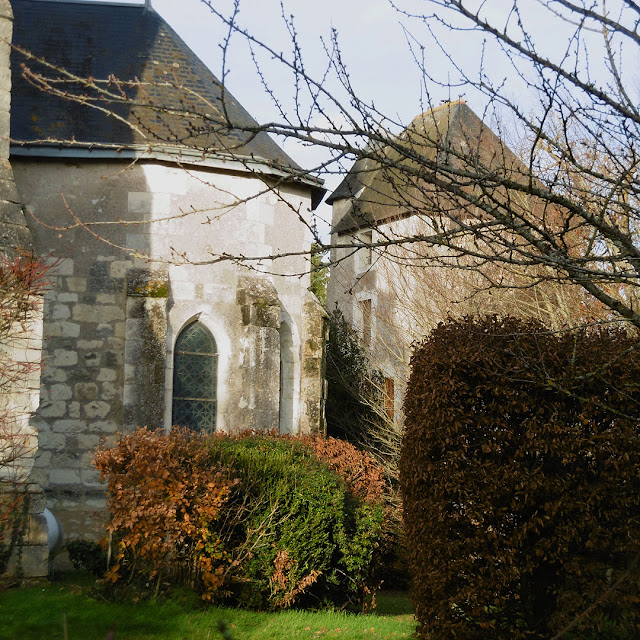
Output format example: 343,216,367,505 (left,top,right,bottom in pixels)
326,101,573,423
1,0,326,575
